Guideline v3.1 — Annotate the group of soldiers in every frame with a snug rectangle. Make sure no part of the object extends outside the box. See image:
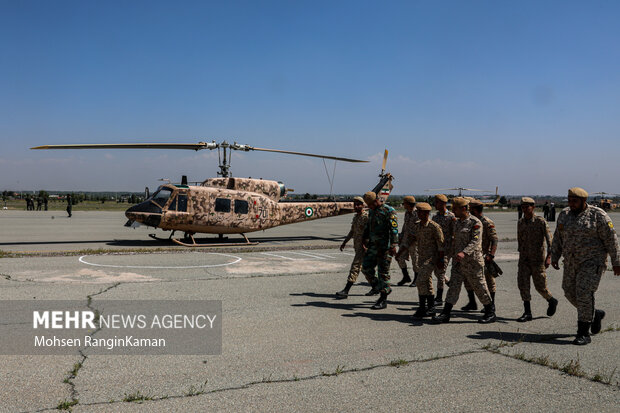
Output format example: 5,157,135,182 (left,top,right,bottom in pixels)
337,187,620,346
